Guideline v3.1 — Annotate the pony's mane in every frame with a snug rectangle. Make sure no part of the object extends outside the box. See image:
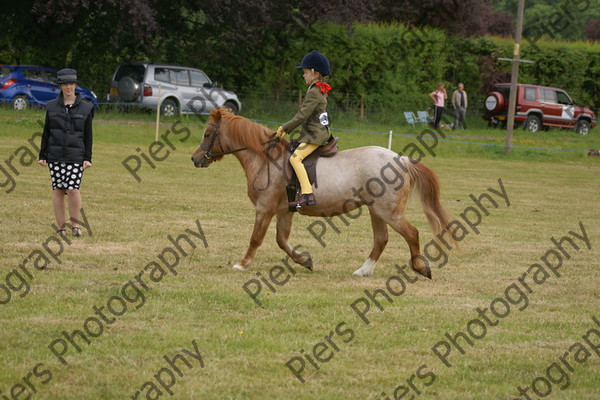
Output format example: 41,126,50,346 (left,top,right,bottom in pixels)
220,109,286,157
